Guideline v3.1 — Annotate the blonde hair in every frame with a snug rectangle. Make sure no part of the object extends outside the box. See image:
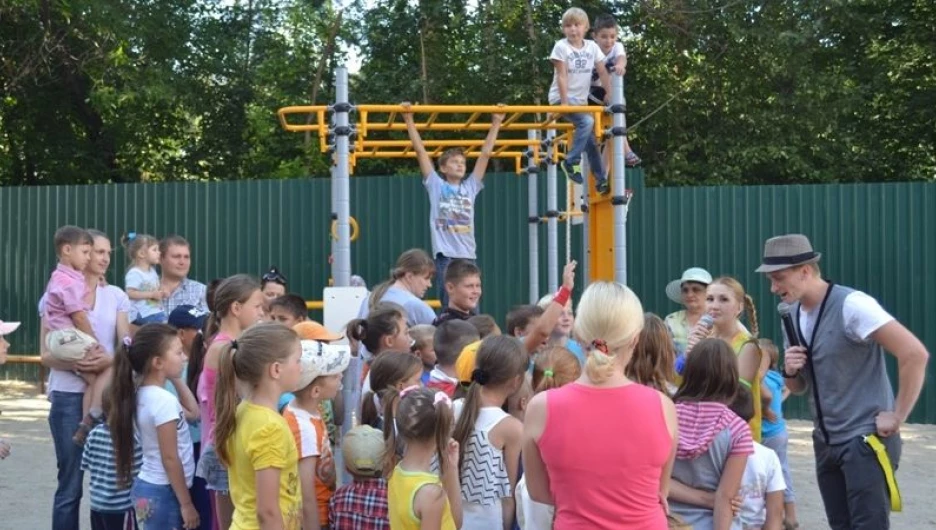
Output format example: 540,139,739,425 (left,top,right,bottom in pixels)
710,277,759,337
562,7,589,27
408,324,435,351
214,323,300,466
573,281,644,384
532,346,582,392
